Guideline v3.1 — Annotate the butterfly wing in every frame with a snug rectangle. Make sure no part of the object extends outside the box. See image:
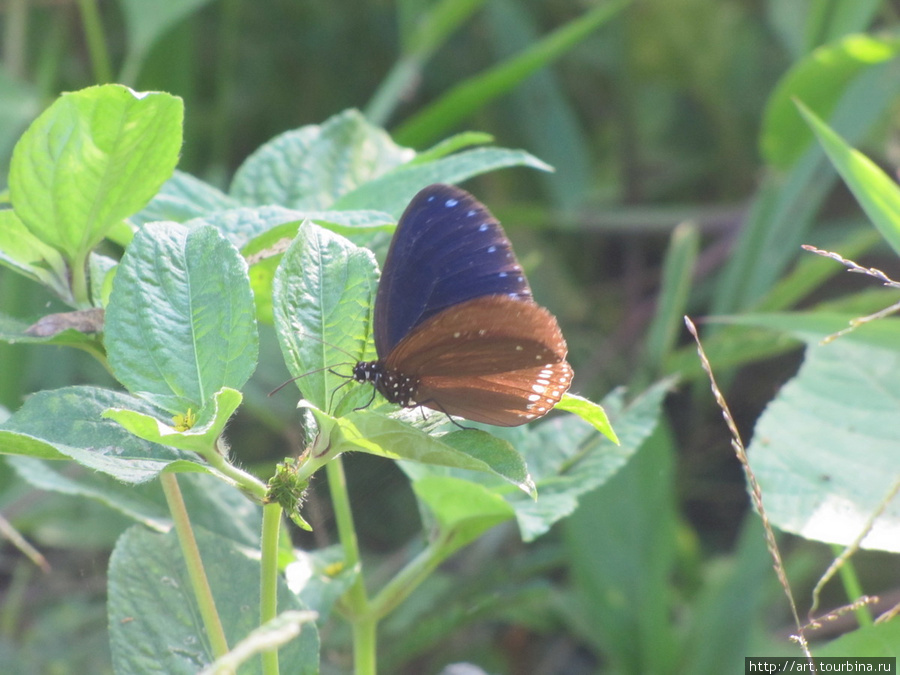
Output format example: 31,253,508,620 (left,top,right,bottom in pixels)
375,184,532,357
385,295,573,426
